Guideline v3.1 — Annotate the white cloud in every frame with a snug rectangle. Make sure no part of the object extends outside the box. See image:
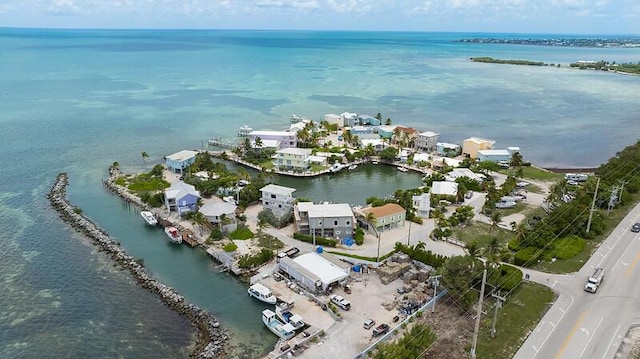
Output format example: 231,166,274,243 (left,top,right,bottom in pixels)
326,0,373,13
256,0,320,9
